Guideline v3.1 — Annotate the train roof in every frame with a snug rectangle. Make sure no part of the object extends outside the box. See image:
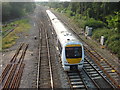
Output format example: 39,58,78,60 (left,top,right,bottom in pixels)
46,10,82,47
46,10,57,20
52,19,80,47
